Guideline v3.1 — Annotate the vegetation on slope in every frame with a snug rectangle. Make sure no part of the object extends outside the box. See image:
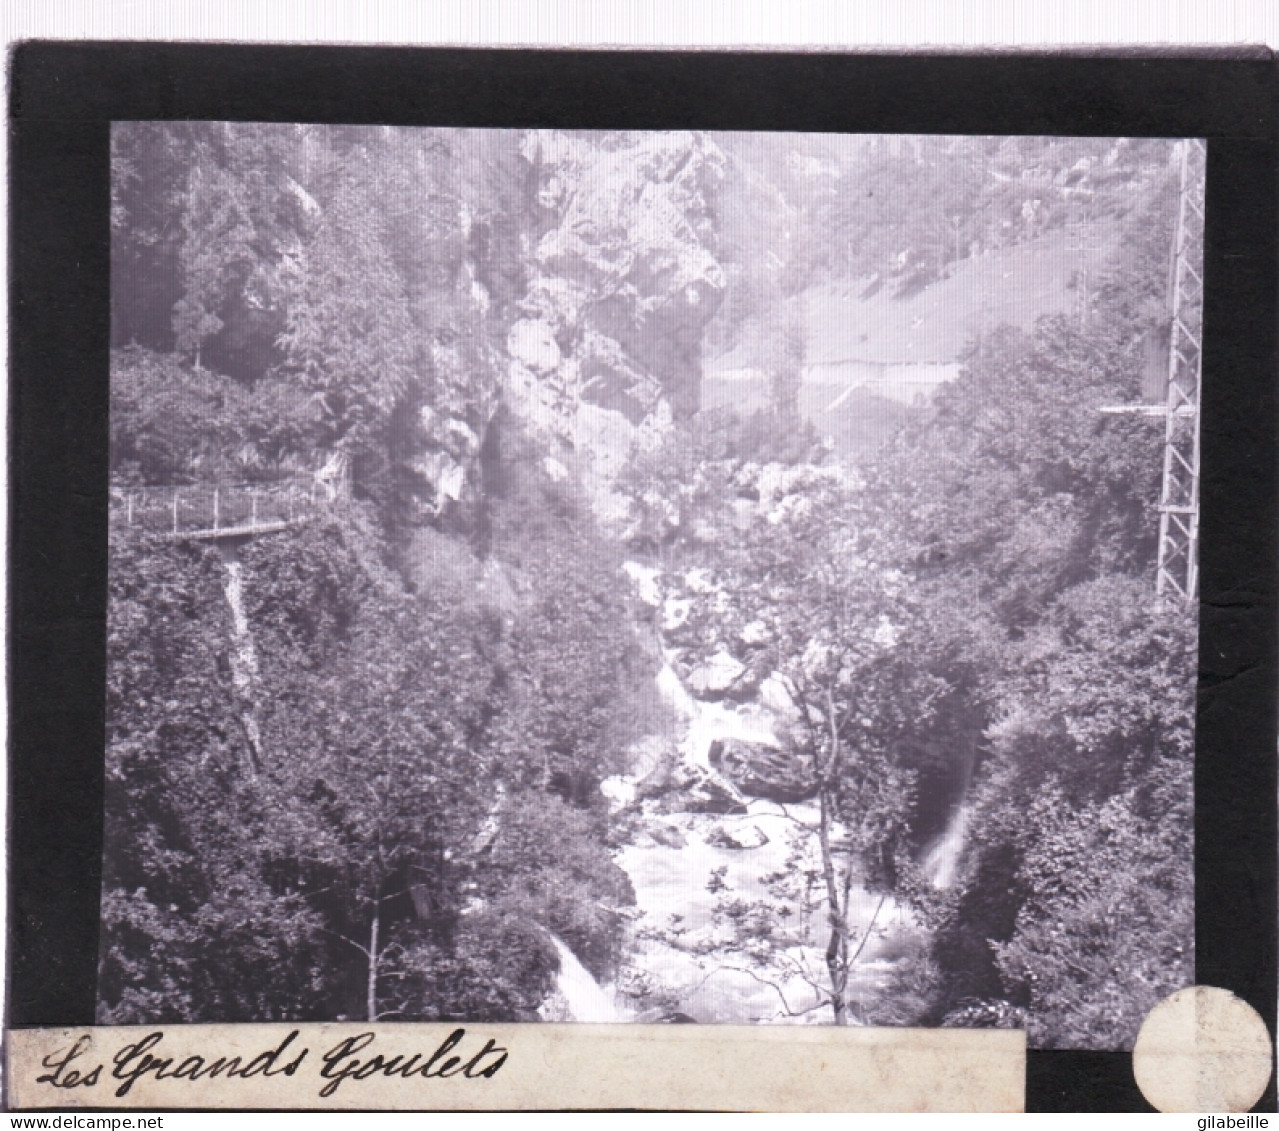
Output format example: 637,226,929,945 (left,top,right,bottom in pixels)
103,125,1192,1047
